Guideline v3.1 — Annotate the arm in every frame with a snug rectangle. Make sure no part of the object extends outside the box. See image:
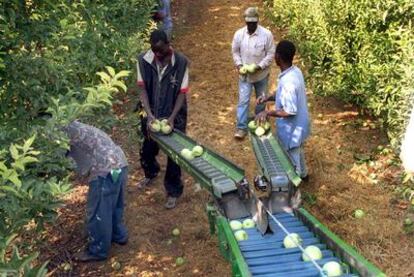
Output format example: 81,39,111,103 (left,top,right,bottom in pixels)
257,93,275,104
257,31,275,70
231,31,243,68
168,94,186,125
139,89,155,121
256,84,297,122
